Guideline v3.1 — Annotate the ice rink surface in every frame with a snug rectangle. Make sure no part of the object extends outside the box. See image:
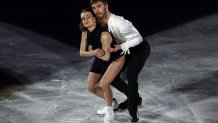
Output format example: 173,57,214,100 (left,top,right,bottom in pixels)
0,13,218,123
